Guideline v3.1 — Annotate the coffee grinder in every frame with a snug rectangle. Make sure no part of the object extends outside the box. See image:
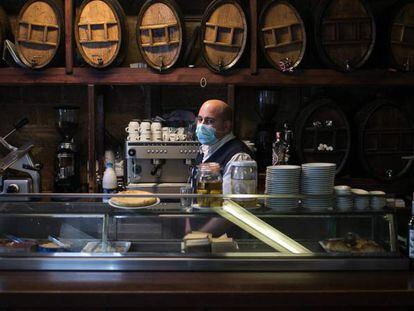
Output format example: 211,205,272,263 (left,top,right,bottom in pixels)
54,106,80,192
255,89,279,171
